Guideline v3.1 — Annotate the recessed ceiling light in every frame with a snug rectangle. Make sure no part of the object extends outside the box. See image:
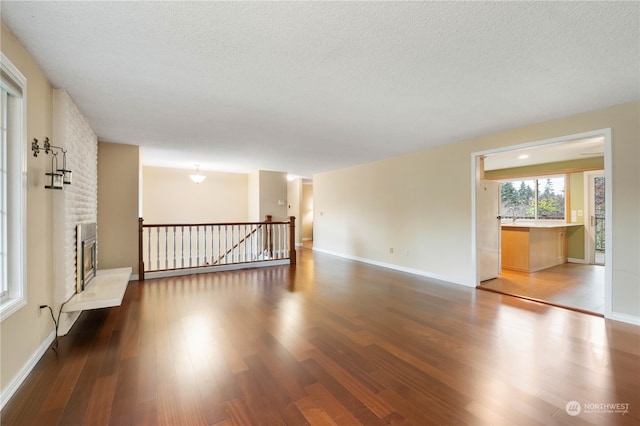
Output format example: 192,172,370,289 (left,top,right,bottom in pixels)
518,154,529,160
